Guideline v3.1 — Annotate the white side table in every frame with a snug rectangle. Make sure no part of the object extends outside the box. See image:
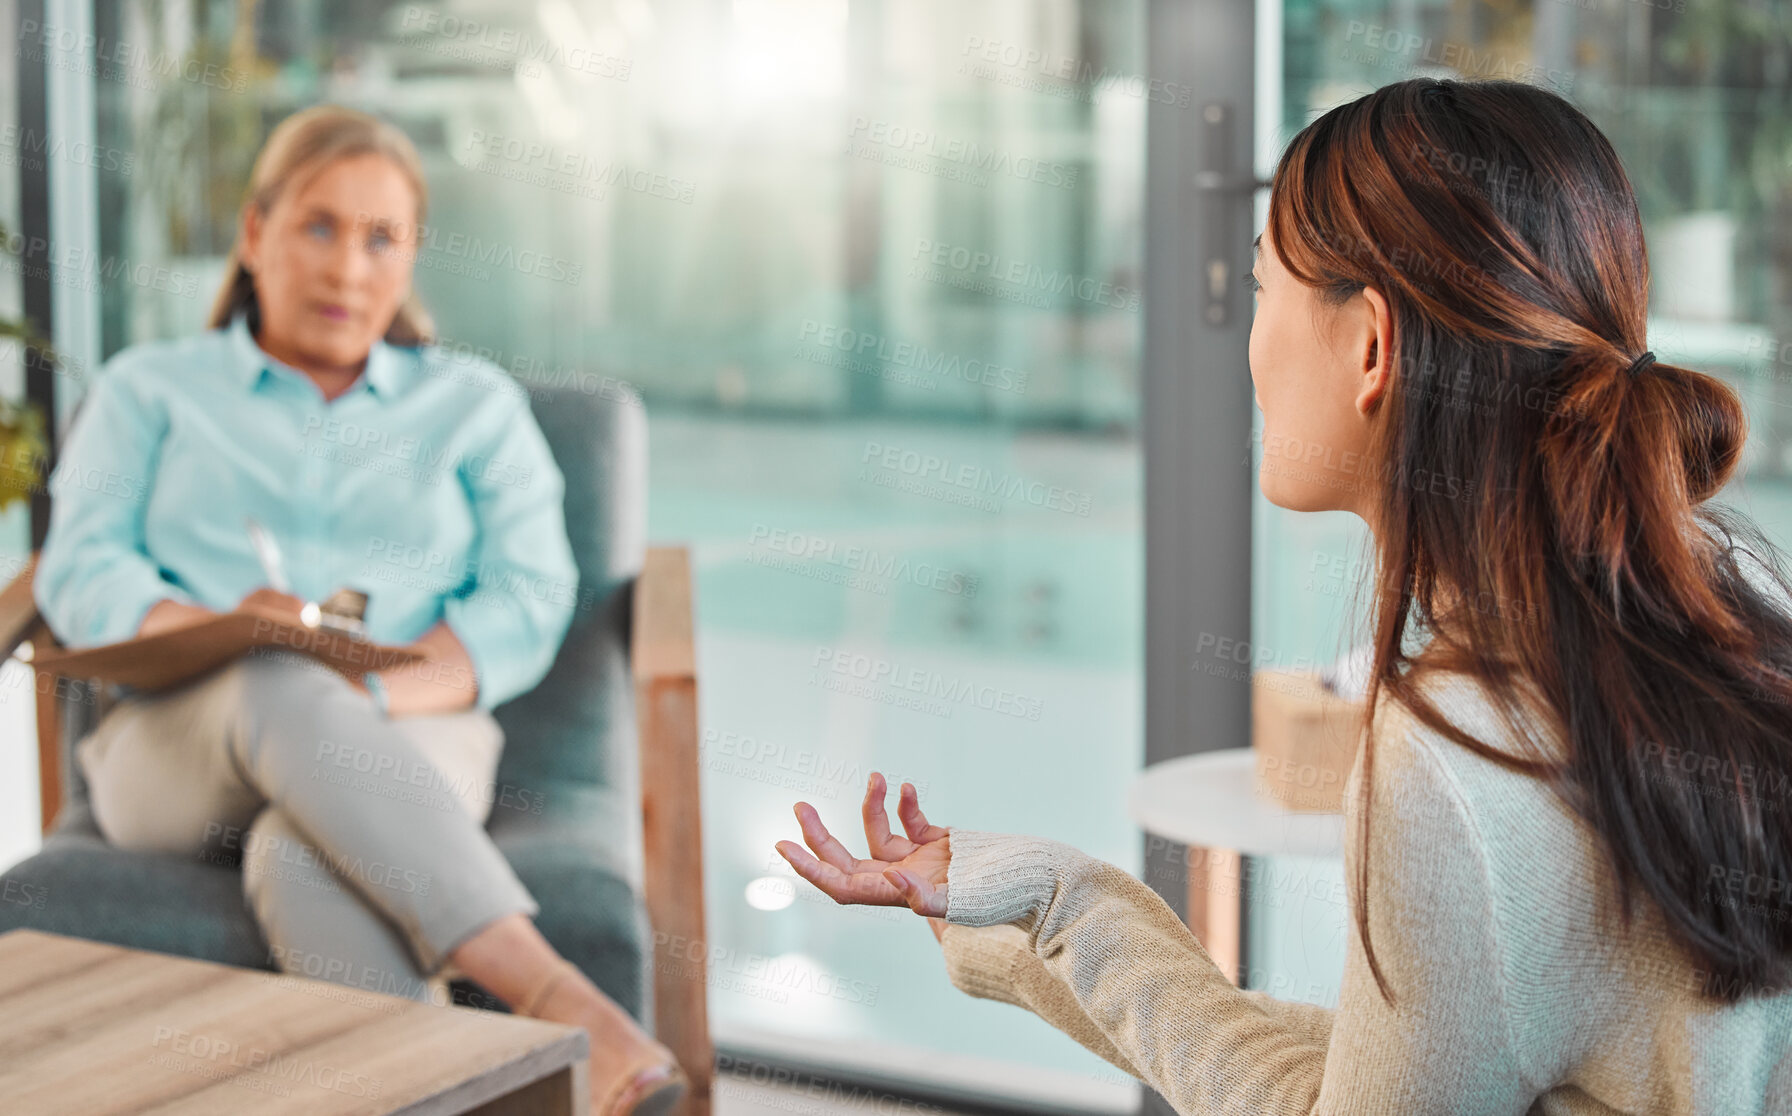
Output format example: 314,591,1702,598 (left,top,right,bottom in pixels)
1126,749,1344,984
